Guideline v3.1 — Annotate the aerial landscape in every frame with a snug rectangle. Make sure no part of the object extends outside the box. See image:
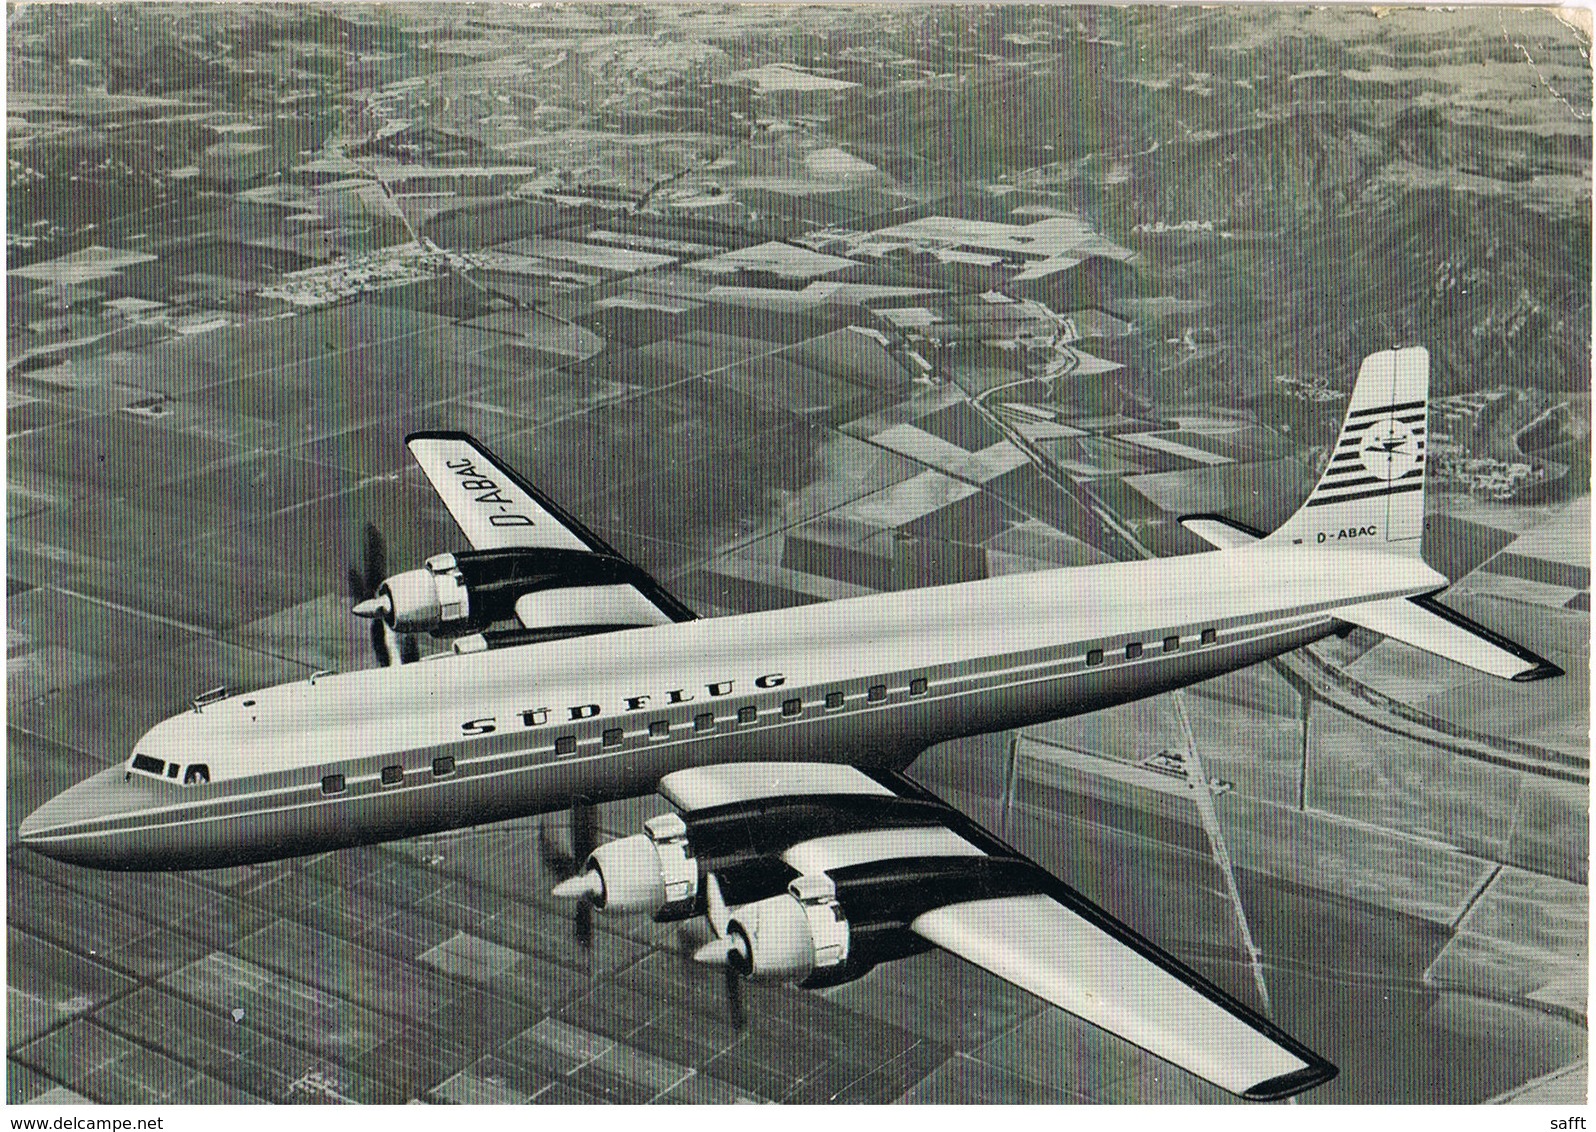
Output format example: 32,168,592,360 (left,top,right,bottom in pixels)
6,3,1590,1106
